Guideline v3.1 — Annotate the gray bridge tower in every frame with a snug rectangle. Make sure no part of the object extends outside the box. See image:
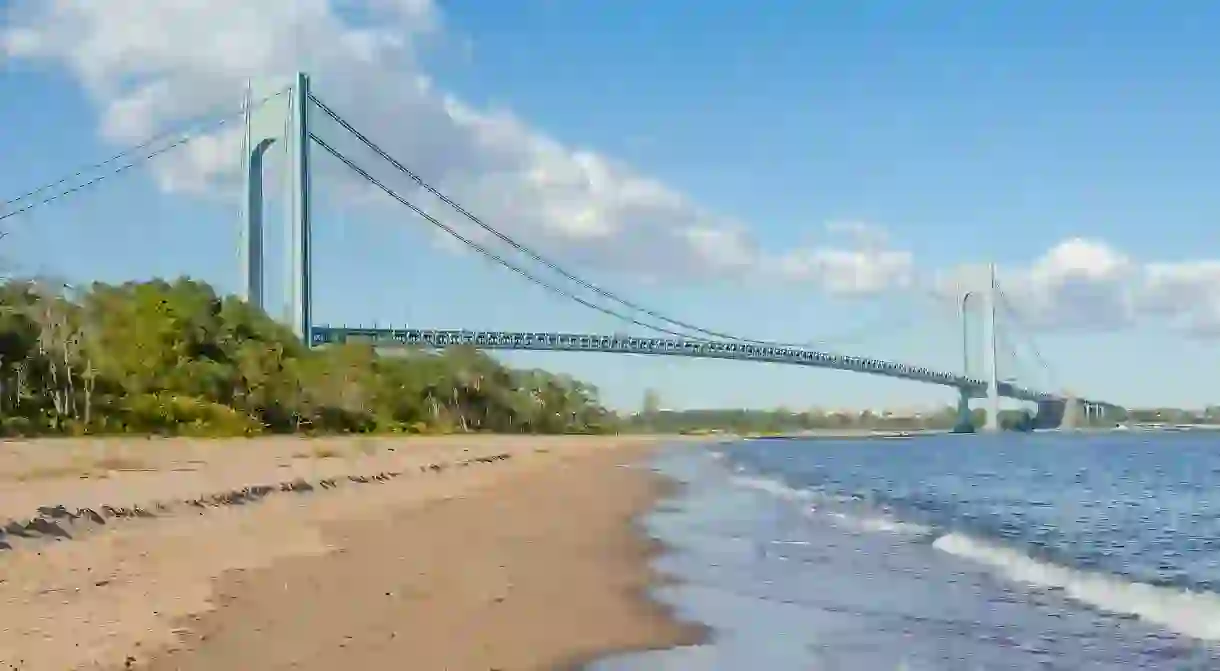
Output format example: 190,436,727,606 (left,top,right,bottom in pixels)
240,72,314,343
